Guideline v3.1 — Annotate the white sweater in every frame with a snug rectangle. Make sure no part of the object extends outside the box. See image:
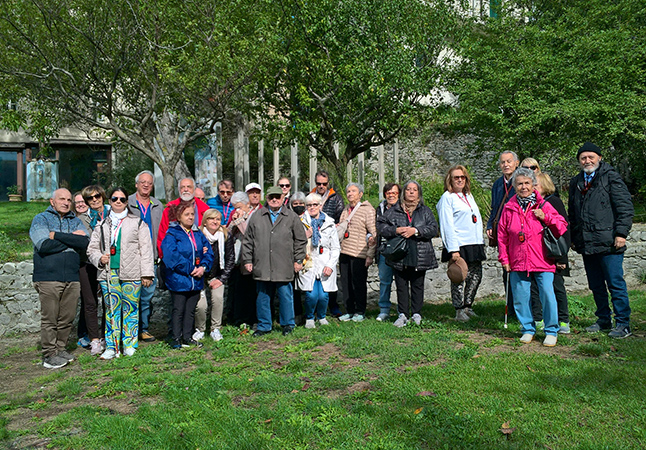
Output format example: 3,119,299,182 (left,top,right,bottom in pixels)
436,191,484,253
